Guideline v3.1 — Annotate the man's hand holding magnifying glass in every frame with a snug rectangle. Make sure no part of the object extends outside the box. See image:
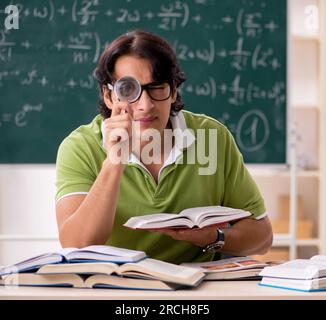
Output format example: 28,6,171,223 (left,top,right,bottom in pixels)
102,77,141,165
